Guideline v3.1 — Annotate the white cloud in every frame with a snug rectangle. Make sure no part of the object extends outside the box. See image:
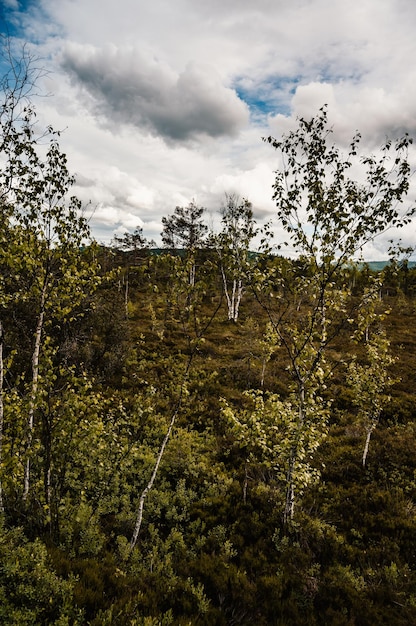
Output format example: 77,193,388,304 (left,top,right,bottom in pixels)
1,0,415,256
